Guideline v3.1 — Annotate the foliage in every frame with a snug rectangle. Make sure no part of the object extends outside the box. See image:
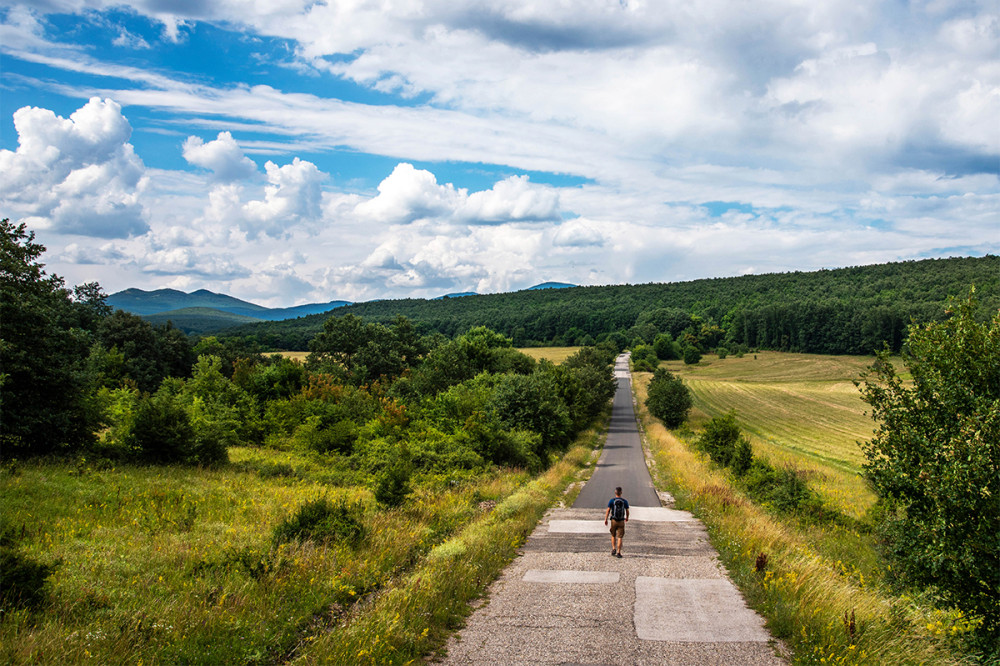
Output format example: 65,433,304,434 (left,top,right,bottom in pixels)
228,256,999,354
857,291,1000,640
308,314,426,384
272,496,366,547
645,368,692,428
0,219,98,456
95,310,195,392
695,412,744,467
630,344,659,371
653,332,681,360
682,345,702,365
489,371,572,458
374,448,413,508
